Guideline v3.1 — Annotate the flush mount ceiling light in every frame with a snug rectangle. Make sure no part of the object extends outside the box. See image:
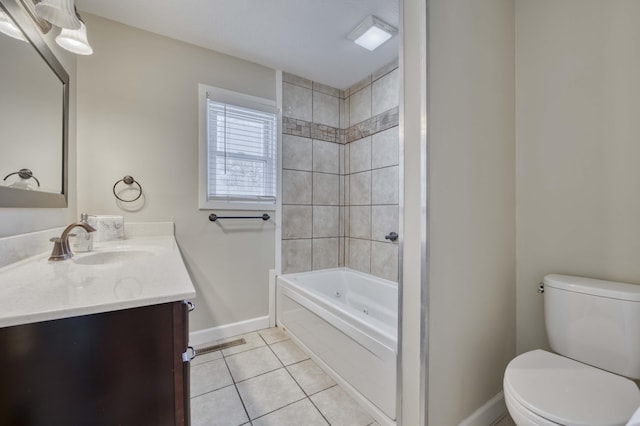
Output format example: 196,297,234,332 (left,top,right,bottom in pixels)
0,9,27,42
56,16,92,55
35,0,80,30
347,15,397,51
